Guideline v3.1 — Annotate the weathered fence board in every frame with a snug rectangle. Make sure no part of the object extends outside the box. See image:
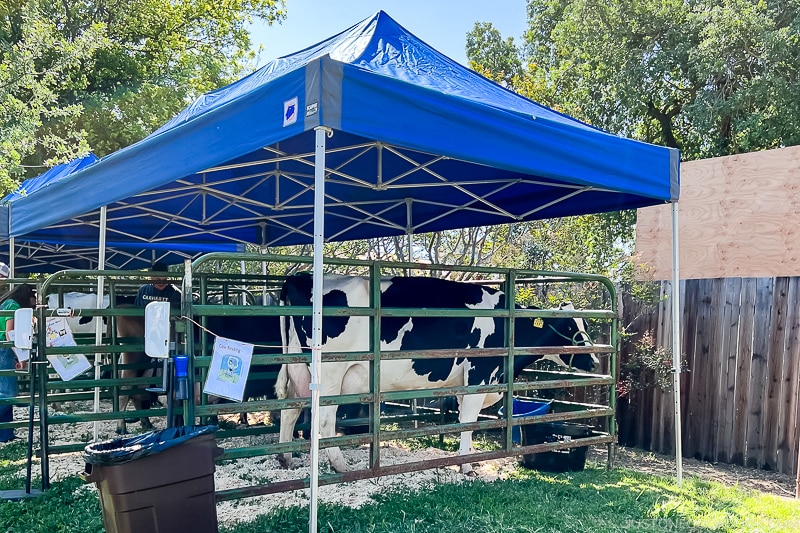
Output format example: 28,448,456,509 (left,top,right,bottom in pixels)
778,277,800,474
732,277,757,465
747,278,773,468
620,276,800,478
